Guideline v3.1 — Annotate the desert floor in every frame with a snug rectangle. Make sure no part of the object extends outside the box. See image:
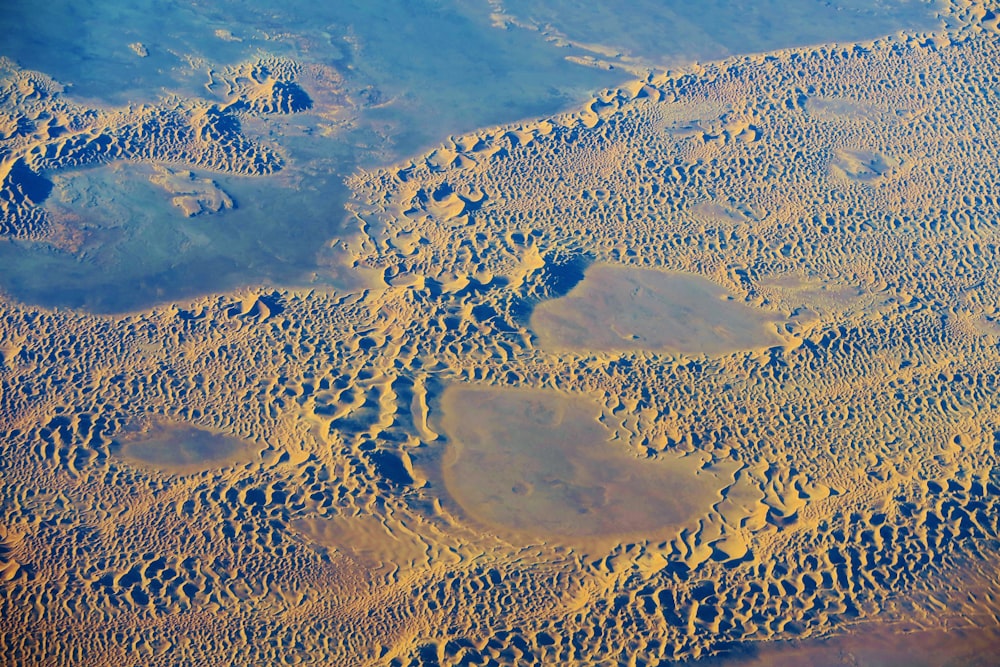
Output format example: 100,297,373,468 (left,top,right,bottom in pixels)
3,1,1000,665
